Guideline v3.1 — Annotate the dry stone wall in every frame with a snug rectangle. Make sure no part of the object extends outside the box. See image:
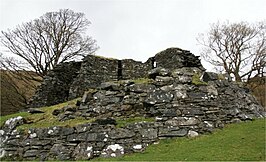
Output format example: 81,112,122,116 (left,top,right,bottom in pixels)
1,66,265,161
29,61,82,108
29,48,204,108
